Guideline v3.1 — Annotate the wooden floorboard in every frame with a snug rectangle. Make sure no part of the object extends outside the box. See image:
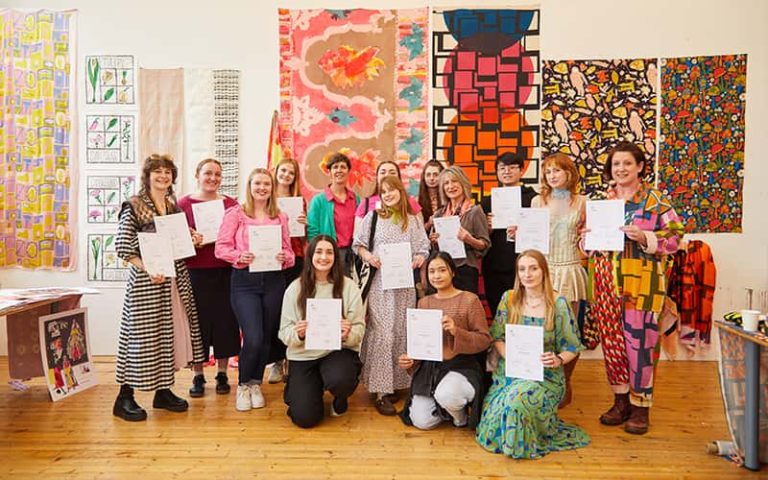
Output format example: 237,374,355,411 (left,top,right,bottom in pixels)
0,357,755,479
